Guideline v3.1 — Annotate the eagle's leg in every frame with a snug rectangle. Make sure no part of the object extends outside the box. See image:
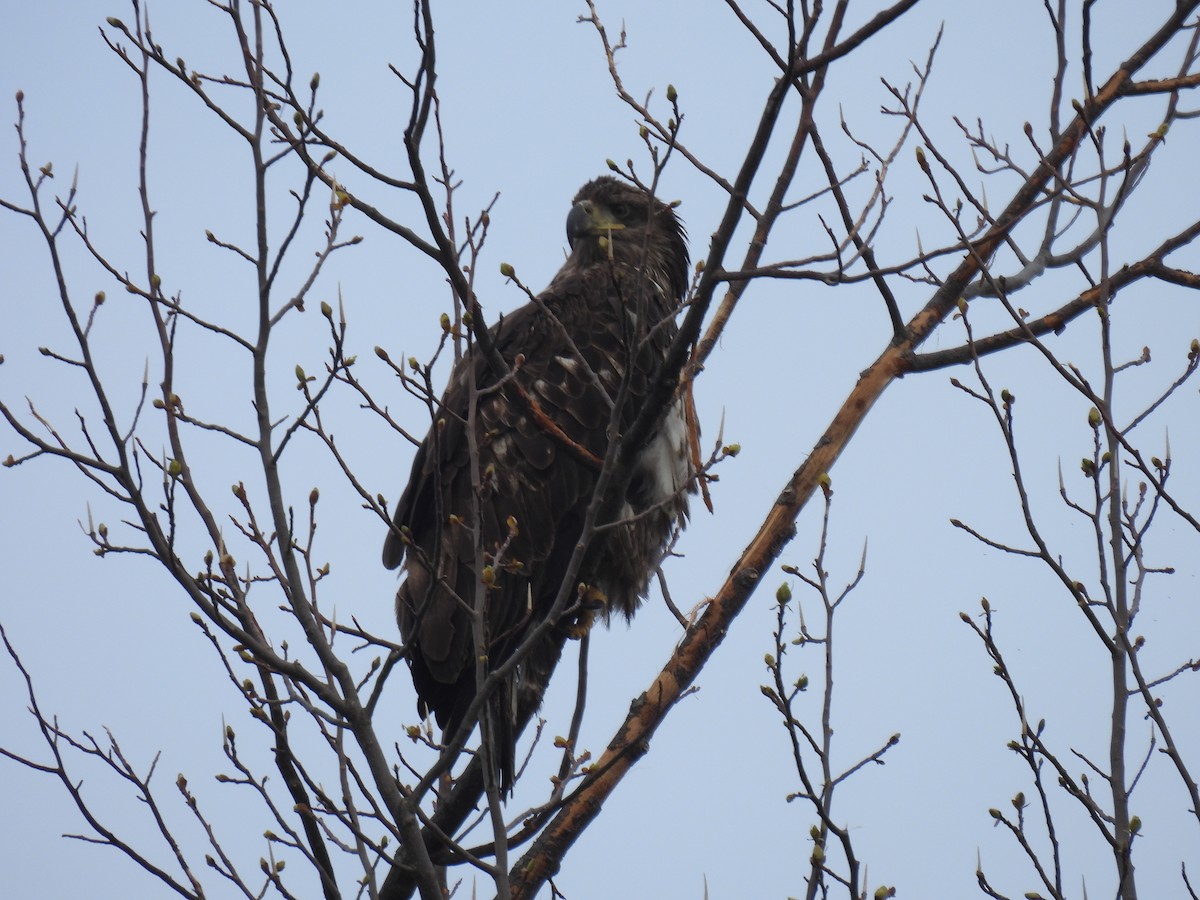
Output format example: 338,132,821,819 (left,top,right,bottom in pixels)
563,584,608,639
